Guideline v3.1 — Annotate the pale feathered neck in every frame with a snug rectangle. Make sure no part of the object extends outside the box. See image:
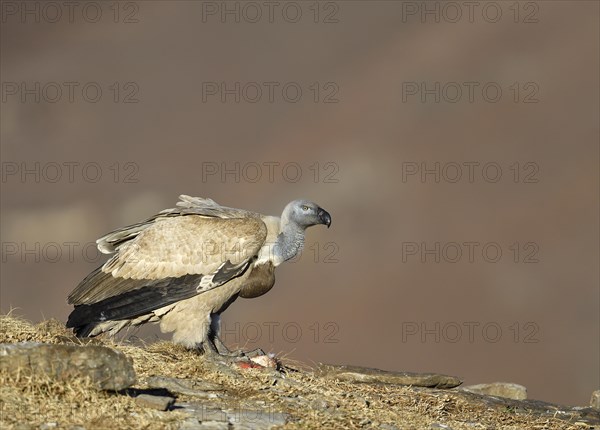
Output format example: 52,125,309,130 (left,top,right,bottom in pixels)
256,211,306,266
274,220,306,263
